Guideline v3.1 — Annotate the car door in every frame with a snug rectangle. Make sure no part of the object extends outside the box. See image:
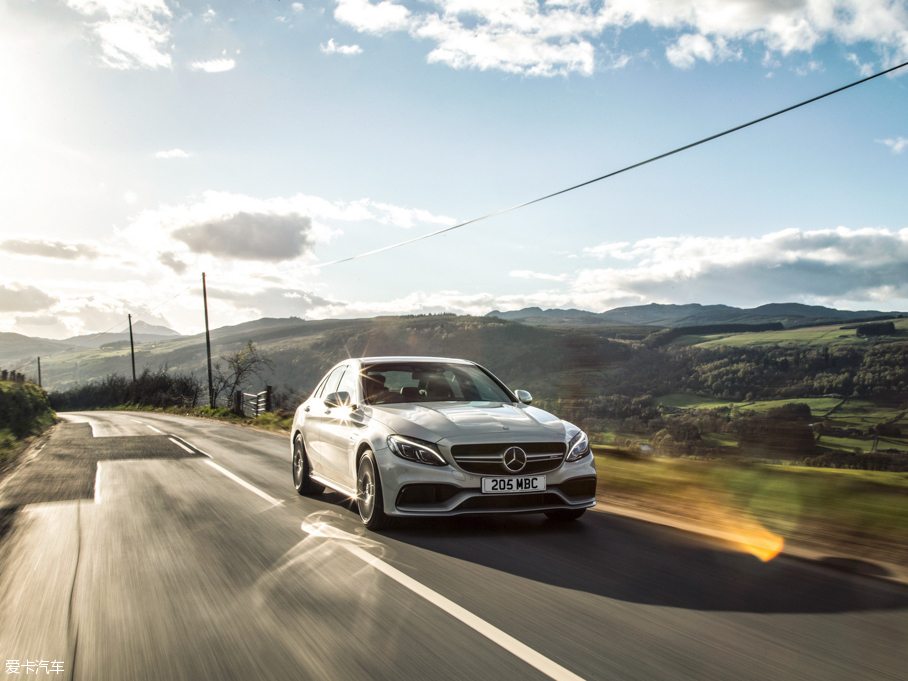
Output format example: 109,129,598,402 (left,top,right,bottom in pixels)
303,365,346,473
318,364,364,488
